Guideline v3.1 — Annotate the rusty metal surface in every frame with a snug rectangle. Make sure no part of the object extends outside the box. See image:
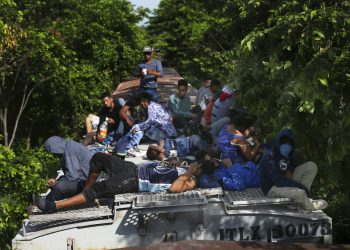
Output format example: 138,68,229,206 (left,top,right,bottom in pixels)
118,240,350,250
112,68,198,105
